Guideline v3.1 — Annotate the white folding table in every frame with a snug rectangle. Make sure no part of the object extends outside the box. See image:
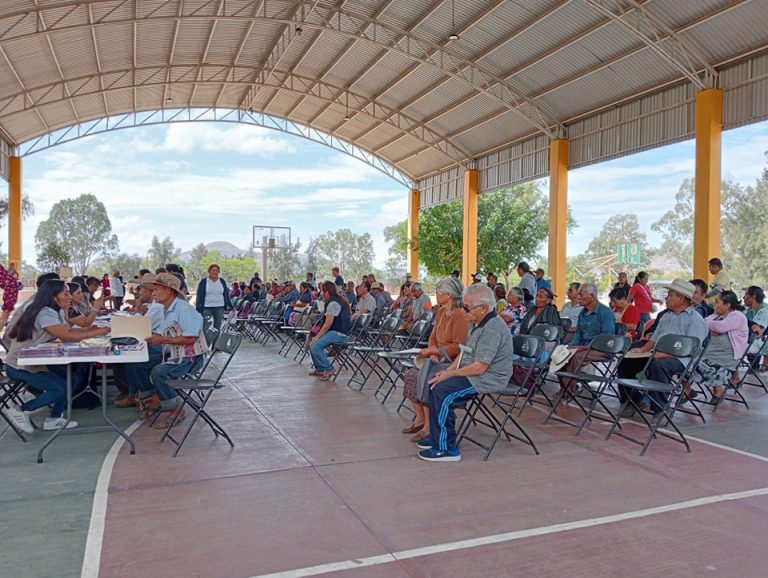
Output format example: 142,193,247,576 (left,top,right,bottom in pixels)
16,343,149,463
